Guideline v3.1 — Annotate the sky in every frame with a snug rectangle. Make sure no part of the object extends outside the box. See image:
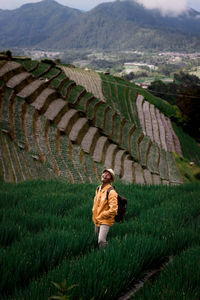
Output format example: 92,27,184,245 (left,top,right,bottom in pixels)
0,0,200,13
